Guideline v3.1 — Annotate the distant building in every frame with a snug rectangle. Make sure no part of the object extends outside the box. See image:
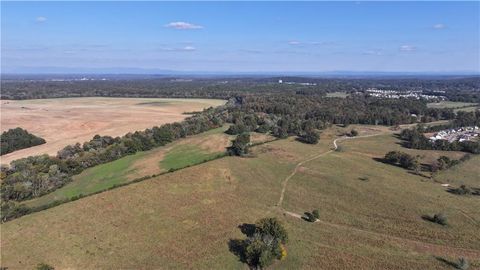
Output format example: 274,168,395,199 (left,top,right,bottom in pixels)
278,79,283,84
